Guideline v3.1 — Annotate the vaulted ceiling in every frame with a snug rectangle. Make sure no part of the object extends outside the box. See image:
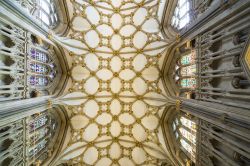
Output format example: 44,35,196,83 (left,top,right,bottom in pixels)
53,0,175,165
